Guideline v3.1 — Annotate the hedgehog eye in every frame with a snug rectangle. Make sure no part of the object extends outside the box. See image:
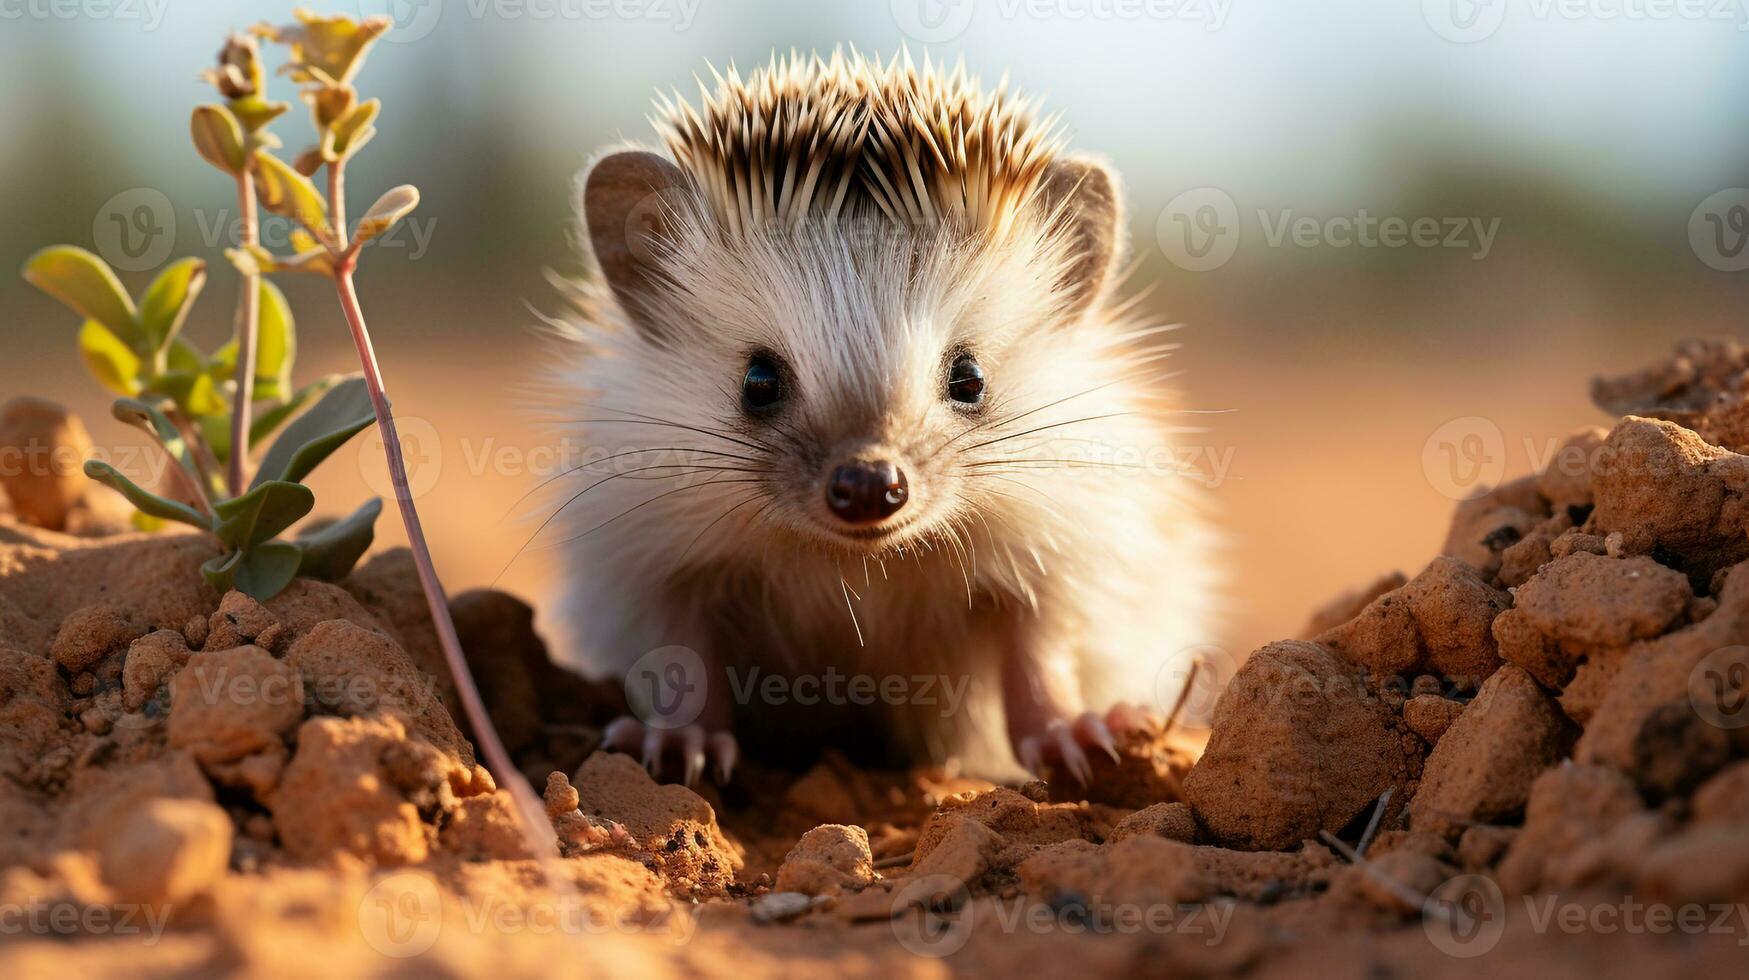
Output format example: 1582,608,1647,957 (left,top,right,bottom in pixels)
742,354,784,411
947,354,985,406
